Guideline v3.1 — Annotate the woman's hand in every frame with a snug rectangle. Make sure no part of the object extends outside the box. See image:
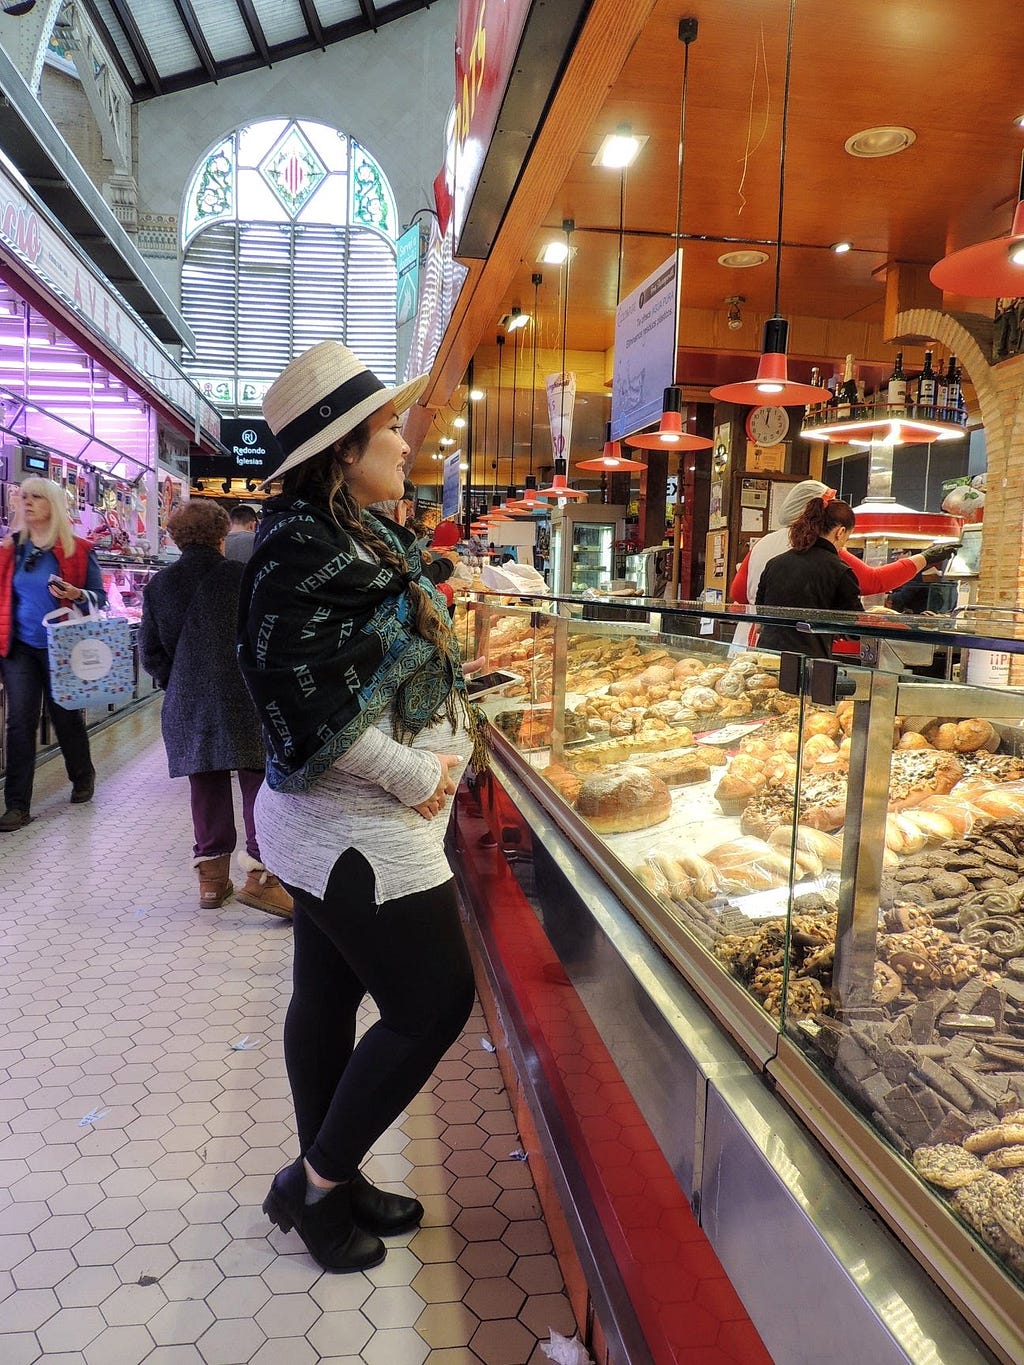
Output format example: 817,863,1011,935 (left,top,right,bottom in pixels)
48,578,85,604
412,754,460,820
462,656,486,677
